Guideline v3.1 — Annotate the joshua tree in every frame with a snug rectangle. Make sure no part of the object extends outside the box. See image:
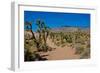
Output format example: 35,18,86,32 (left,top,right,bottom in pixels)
24,19,50,61
60,32,64,44
36,19,49,51
51,32,55,42
25,19,50,52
